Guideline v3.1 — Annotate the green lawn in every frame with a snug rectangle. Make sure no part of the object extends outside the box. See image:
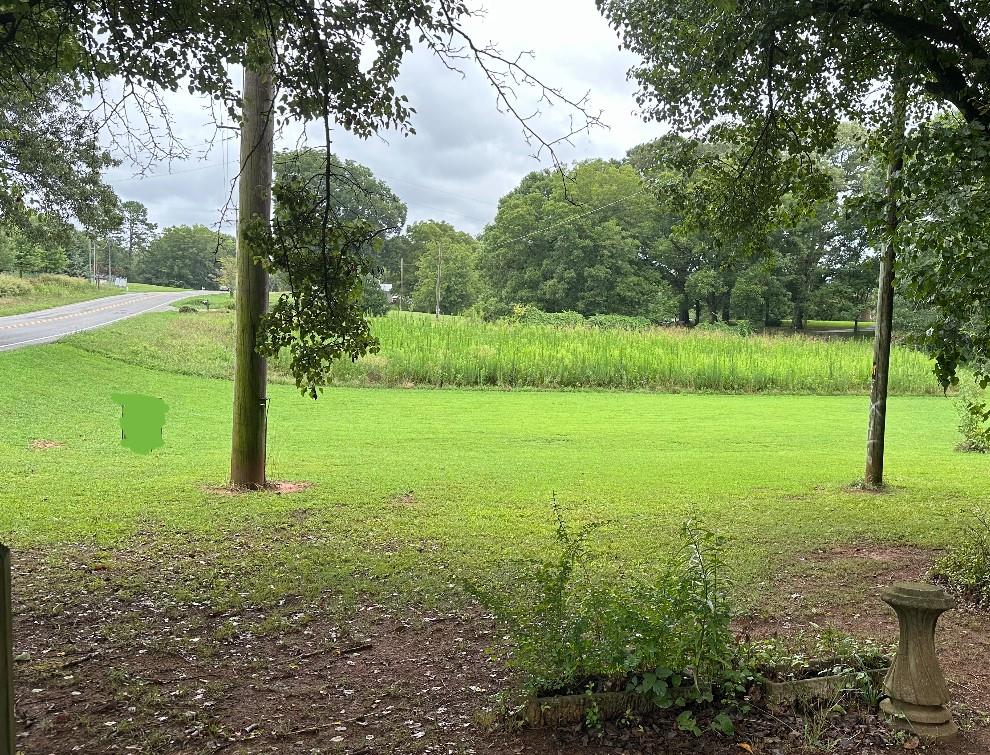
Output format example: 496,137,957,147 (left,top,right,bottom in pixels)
126,282,190,292
780,319,876,331
0,276,125,316
0,341,982,613
172,292,234,309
